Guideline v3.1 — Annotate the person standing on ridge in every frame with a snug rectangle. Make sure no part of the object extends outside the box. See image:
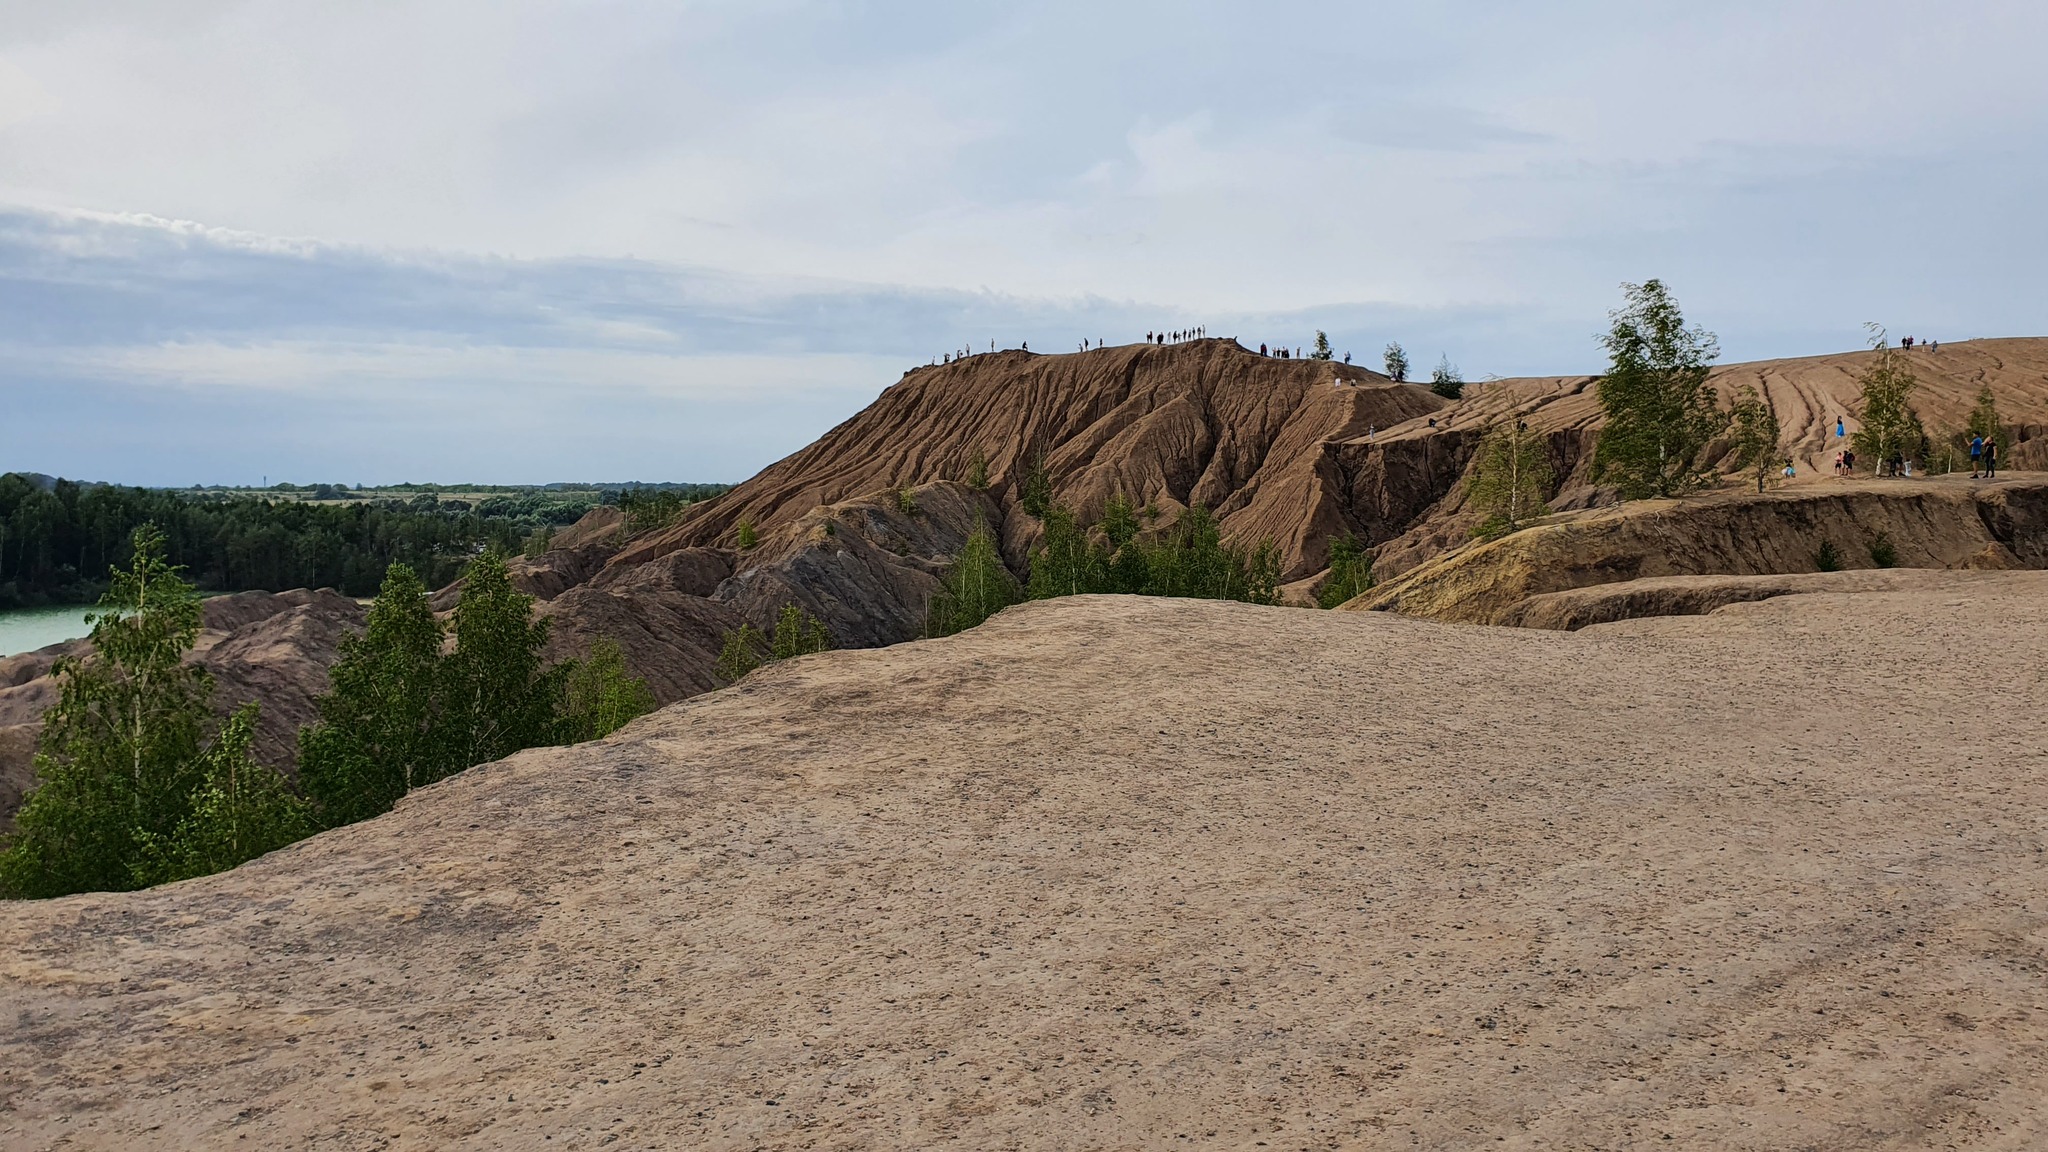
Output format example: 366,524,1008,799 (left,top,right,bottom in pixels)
1836,416,1846,440
1260,343,1268,355
1970,435,1983,477
1982,437,1998,479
